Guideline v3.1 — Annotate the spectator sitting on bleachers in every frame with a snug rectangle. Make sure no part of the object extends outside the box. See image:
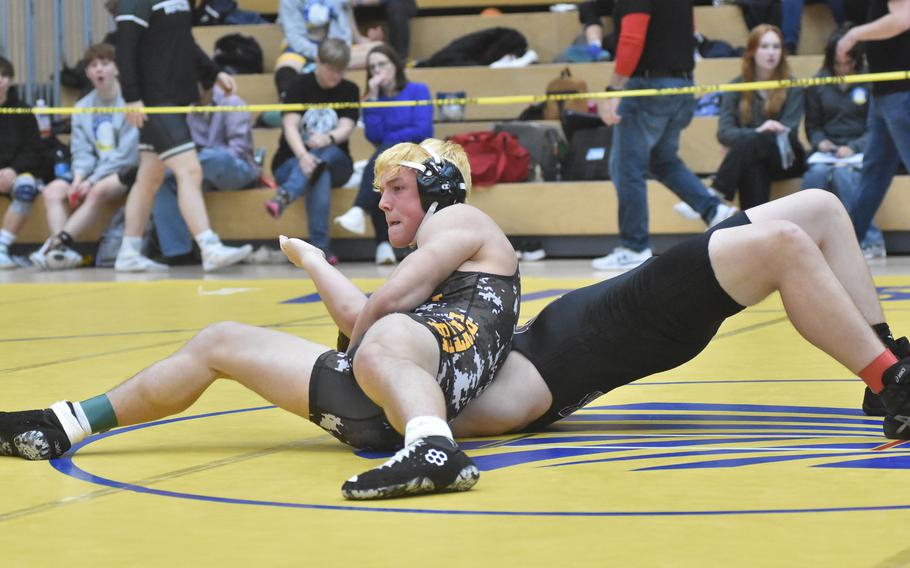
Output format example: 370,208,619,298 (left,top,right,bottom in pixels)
0,56,54,270
30,43,139,271
801,26,883,259
712,24,805,210
274,0,382,102
151,84,261,264
573,0,615,61
333,44,432,265
781,0,845,54
265,39,359,265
